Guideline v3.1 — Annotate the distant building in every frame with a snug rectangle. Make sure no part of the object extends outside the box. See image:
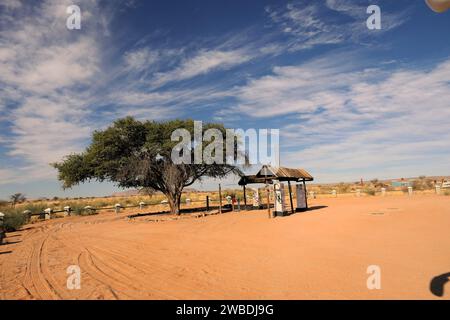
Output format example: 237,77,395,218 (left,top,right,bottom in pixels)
391,180,412,187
